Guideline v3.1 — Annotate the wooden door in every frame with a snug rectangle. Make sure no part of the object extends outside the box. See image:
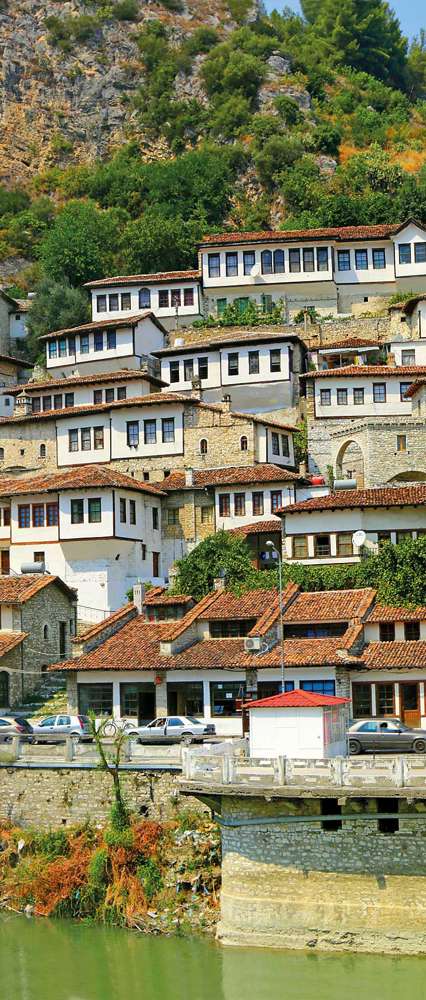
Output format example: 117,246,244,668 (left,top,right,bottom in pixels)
1,550,10,575
400,683,420,727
